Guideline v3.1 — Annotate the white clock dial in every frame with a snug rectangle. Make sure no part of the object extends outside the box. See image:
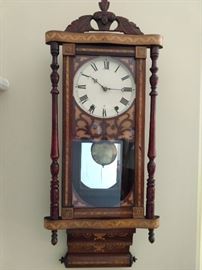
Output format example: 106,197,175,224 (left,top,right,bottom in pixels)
73,56,136,118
